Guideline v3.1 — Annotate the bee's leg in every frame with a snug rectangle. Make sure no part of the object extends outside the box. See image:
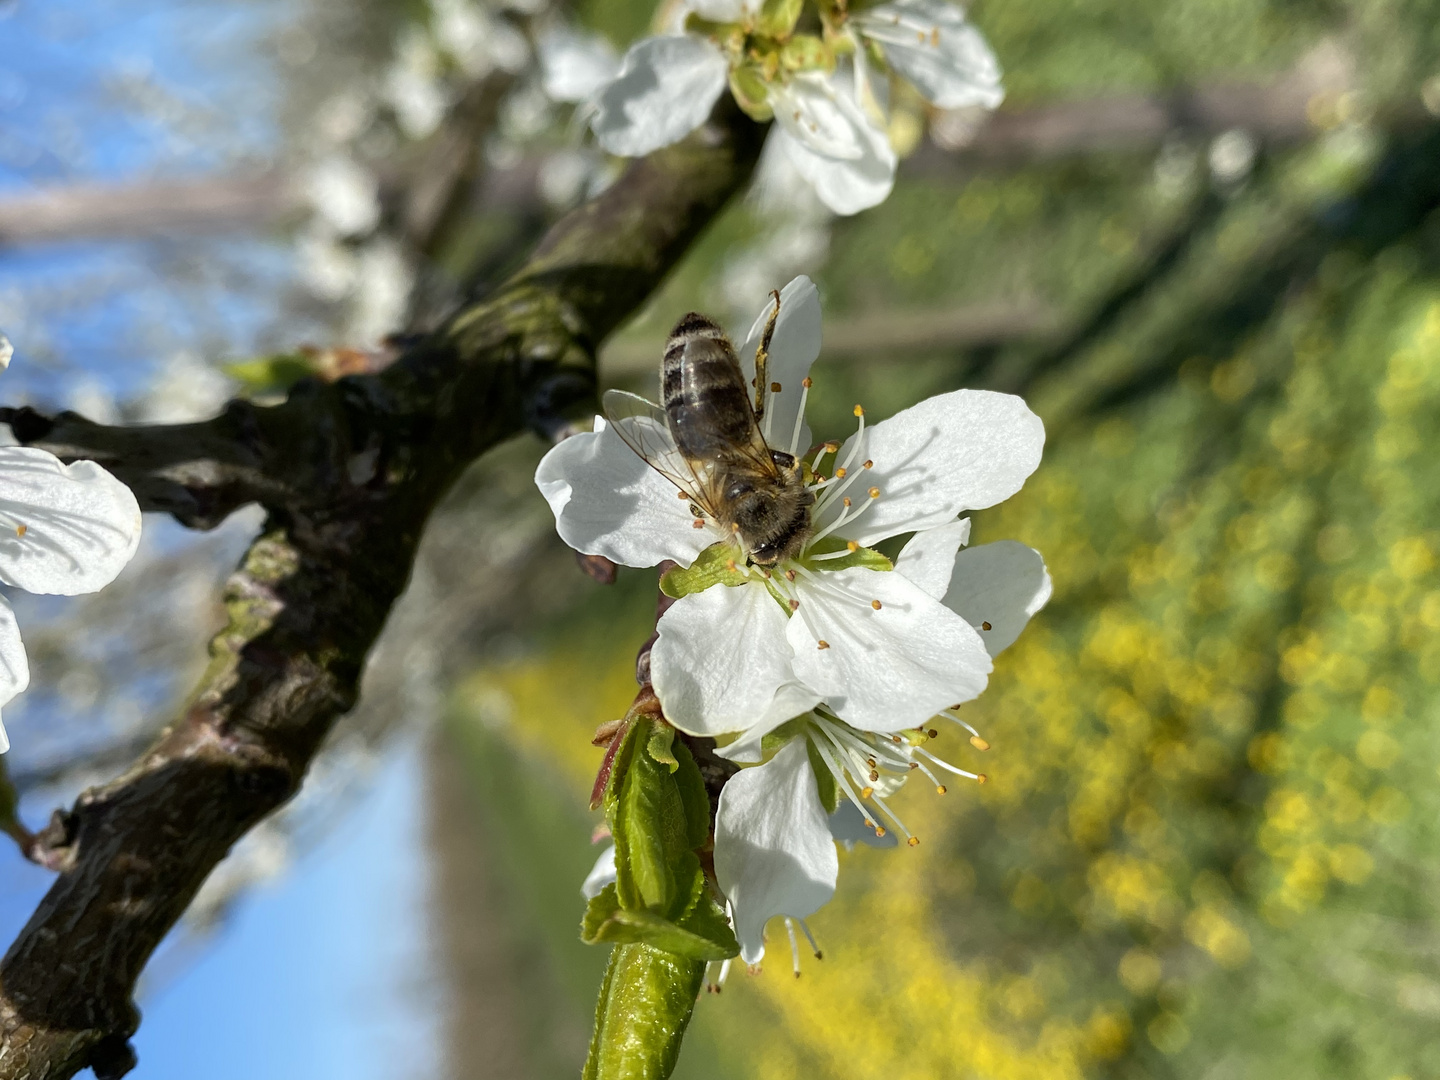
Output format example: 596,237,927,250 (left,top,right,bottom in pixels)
753,288,781,421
